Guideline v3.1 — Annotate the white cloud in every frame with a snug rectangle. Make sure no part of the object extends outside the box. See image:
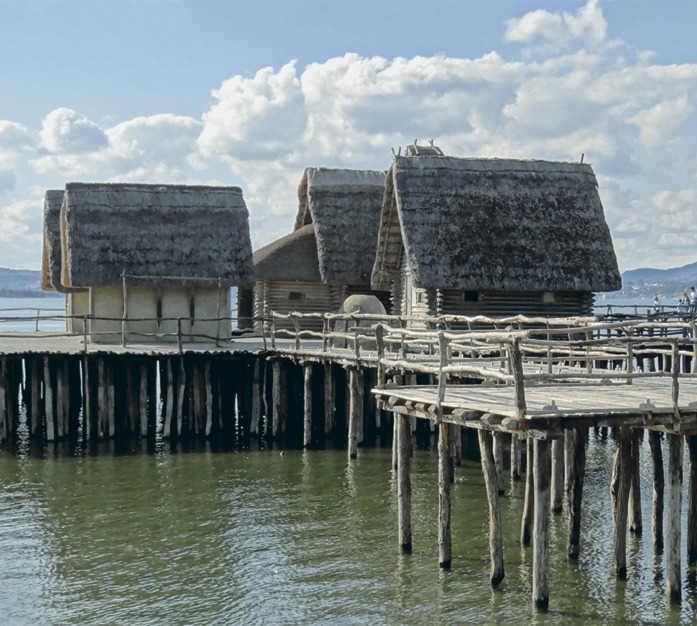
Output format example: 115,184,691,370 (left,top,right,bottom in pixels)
0,121,34,152
198,61,306,161
505,0,608,48
33,112,203,182
39,107,108,154
629,97,693,149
